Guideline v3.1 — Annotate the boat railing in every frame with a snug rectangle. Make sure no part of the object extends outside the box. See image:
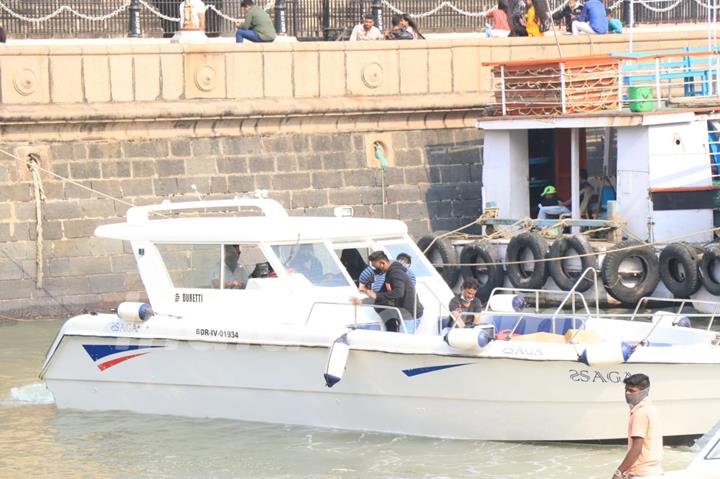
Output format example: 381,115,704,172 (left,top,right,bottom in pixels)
629,296,720,332
304,301,409,333
552,268,600,321
486,49,720,117
415,281,453,332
